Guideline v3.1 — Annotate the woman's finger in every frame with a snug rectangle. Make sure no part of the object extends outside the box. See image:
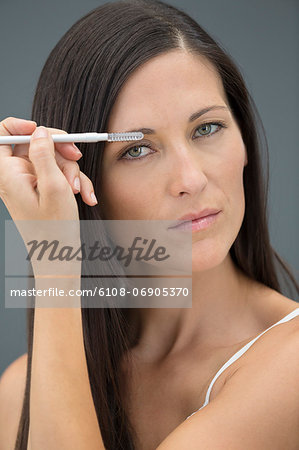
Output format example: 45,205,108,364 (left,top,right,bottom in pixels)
54,142,83,160
28,126,67,198
13,142,82,162
43,127,83,159
53,154,99,205
13,127,82,161
13,132,96,204
46,148,97,204
78,171,98,206
54,151,81,194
